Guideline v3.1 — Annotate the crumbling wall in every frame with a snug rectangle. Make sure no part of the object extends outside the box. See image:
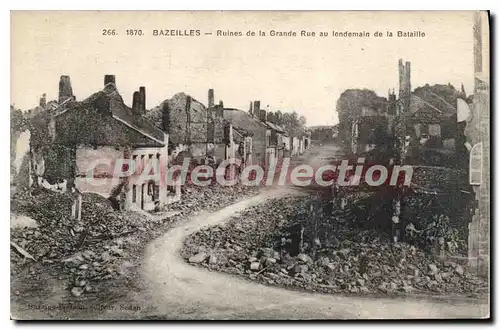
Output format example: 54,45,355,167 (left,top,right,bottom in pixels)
467,88,490,276
10,106,31,188
29,109,76,188
11,129,31,188
56,103,161,147
162,93,208,146
223,109,267,166
353,166,474,258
